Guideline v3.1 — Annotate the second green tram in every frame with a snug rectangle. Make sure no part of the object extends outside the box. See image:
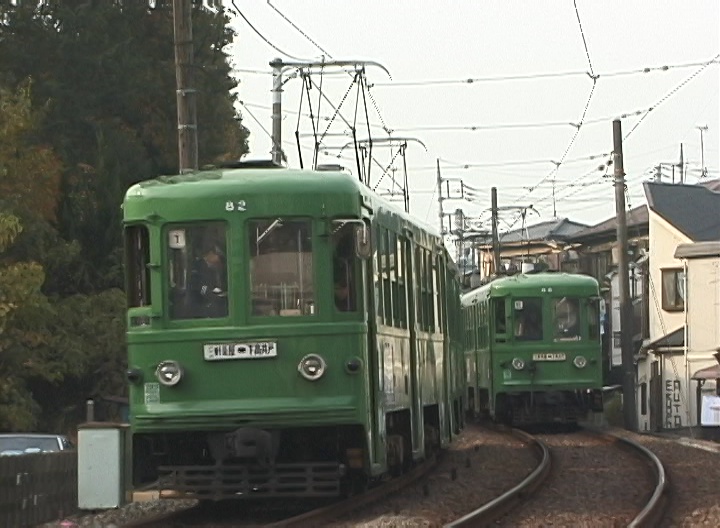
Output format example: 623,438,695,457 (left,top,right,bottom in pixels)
461,272,604,425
